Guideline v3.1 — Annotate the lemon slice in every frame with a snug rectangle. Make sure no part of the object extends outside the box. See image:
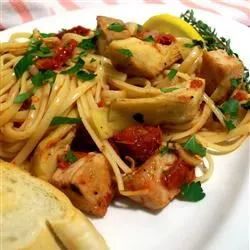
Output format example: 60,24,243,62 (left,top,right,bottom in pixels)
143,13,202,40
